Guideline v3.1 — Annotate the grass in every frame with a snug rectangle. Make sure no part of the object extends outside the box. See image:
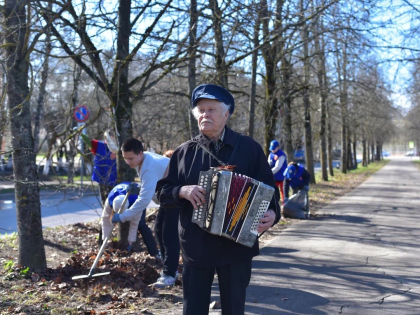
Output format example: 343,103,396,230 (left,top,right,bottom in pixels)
52,175,91,182
309,160,389,211
412,160,420,169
